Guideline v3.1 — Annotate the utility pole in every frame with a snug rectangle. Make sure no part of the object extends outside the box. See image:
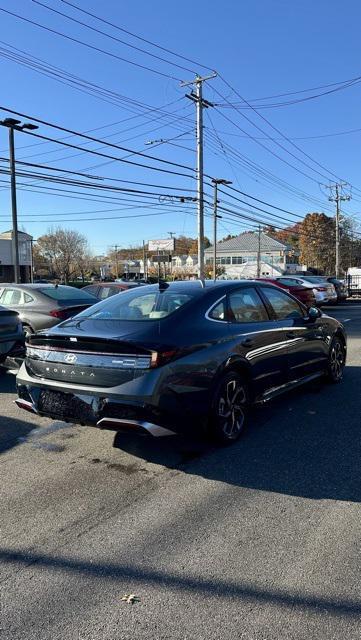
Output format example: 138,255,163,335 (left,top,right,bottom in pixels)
257,225,262,278
30,238,36,284
0,117,38,283
211,178,232,280
114,245,119,279
328,182,351,278
167,231,176,278
181,73,217,279
142,240,147,281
